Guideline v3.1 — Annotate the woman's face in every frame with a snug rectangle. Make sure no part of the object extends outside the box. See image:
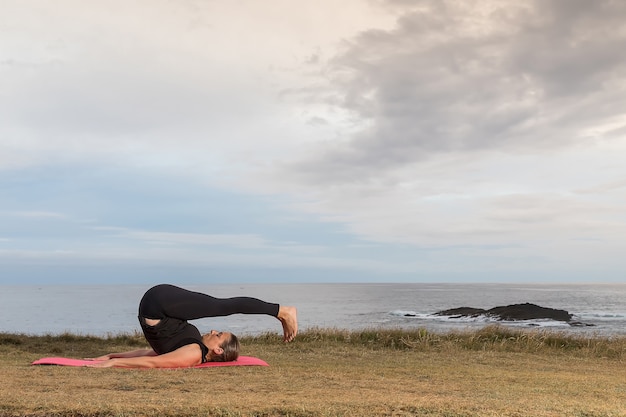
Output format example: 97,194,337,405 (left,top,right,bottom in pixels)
202,330,232,351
